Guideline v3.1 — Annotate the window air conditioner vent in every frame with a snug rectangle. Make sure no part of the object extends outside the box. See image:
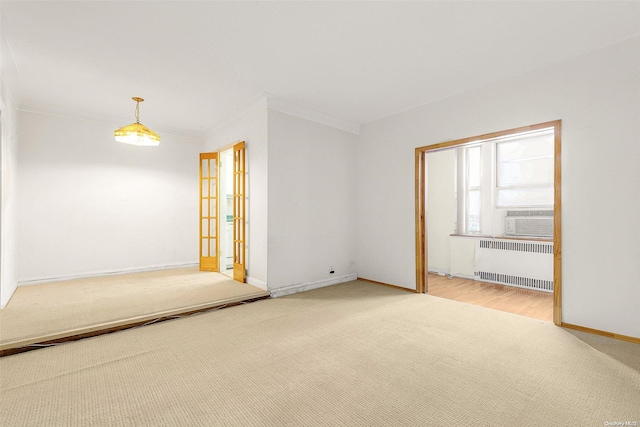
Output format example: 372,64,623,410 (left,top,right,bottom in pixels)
505,211,553,237
506,210,554,217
